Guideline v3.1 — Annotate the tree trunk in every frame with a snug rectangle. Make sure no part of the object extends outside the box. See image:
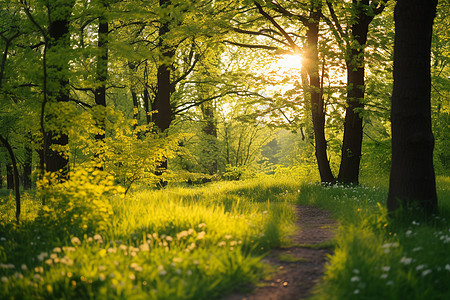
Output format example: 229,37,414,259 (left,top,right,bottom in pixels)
388,0,438,216
131,89,139,131
338,2,371,185
304,4,335,183
143,88,152,125
94,2,108,142
0,134,20,224
23,144,32,189
201,103,218,174
6,163,13,190
153,0,174,133
44,1,75,178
